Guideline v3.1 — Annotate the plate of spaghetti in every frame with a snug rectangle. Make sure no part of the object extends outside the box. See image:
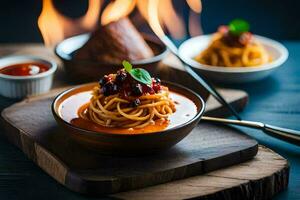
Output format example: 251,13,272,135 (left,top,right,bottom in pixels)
52,61,205,155
179,19,288,83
